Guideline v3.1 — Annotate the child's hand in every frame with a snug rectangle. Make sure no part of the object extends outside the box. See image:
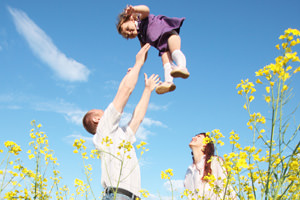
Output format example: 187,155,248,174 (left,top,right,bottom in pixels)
125,5,134,16
144,73,160,92
135,43,150,66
